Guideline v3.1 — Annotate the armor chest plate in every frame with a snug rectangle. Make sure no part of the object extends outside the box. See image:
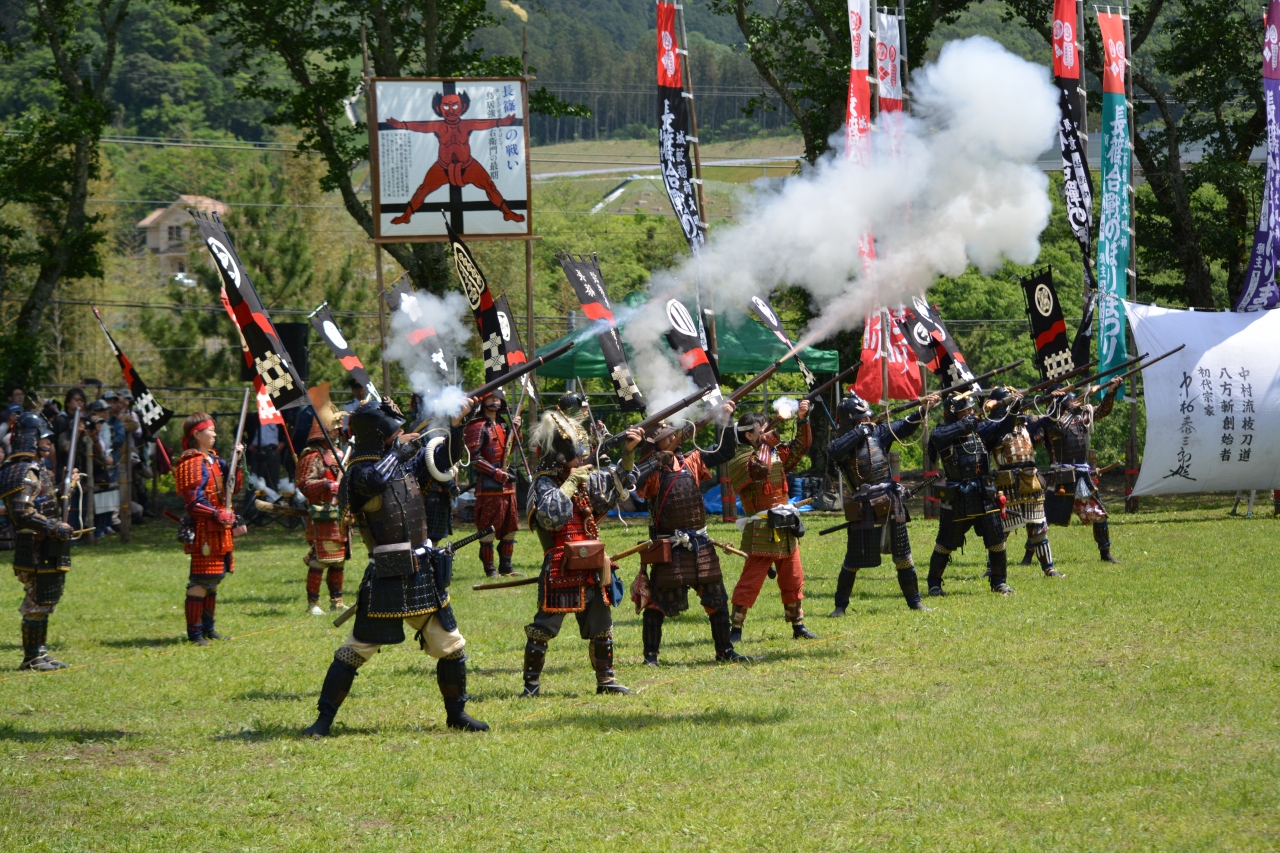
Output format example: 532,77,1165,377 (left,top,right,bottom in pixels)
737,453,788,515
843,435,892,488
942,432,990,481
652,463,706,534
995,426,1035,467
1049,419,1090,464
357,471,427,549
